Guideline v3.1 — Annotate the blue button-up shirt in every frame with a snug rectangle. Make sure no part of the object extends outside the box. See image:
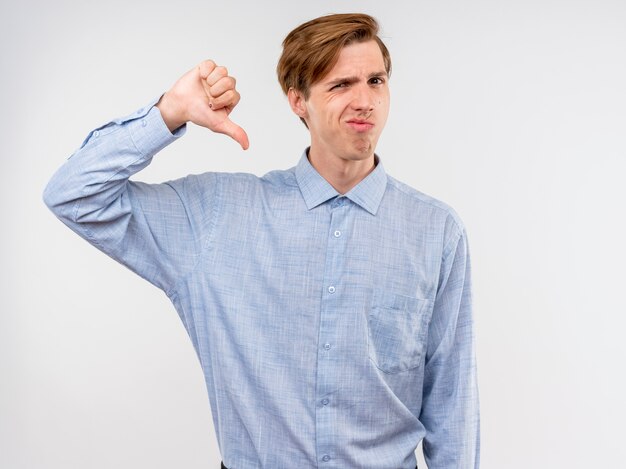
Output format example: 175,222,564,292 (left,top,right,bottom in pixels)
44,101,480,469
